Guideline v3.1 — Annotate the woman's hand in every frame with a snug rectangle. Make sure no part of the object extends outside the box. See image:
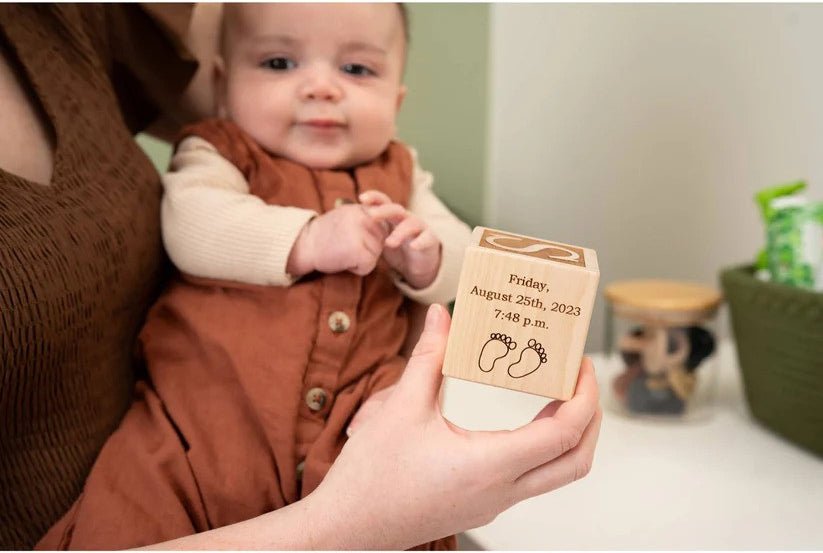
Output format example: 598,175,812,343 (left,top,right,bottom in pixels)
147,304,600,550
307,304,602,550
346,384,395,437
